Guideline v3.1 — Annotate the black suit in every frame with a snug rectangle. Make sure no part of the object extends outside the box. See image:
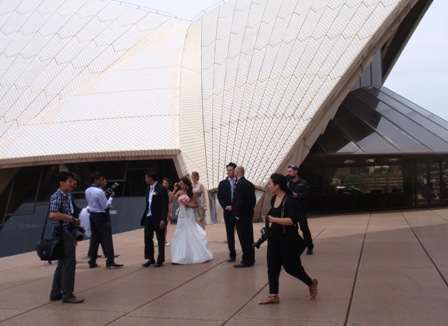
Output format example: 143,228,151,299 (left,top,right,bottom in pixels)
140,182,168,264
218,177,236,259
233,176,256,265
